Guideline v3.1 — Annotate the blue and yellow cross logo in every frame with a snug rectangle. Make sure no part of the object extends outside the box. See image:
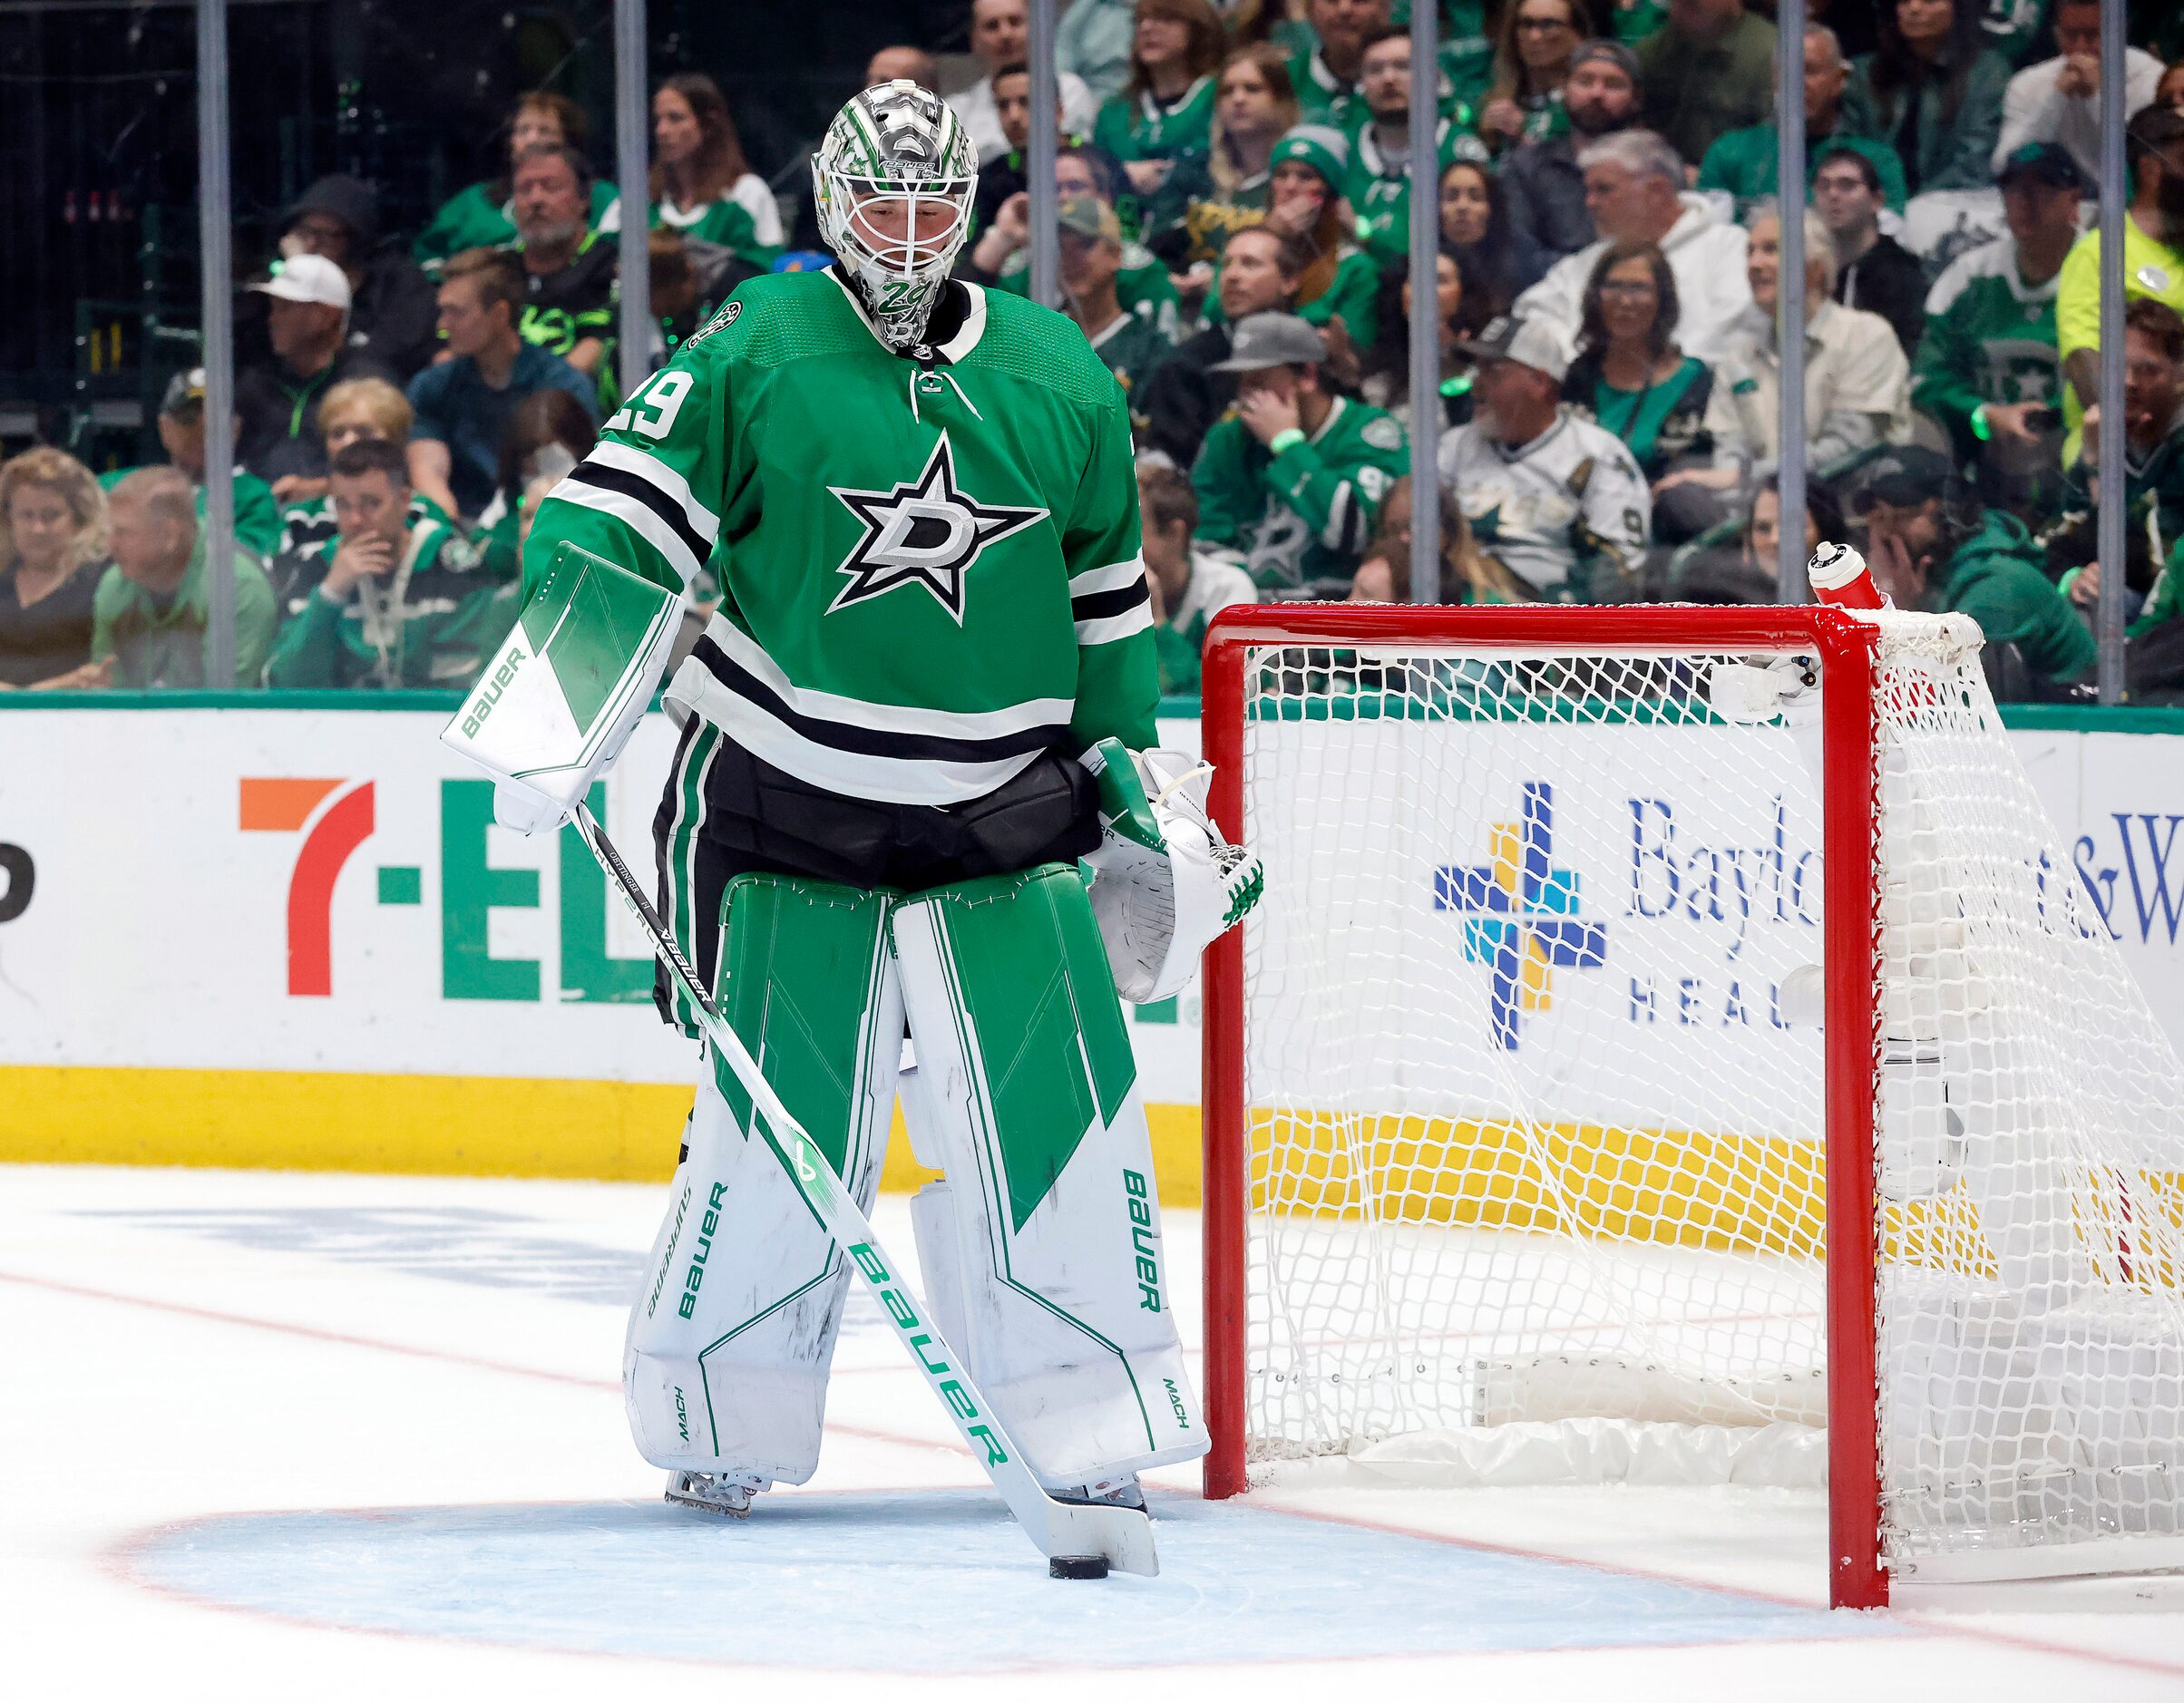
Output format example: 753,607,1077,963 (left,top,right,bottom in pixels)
1433,782,1607,1050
